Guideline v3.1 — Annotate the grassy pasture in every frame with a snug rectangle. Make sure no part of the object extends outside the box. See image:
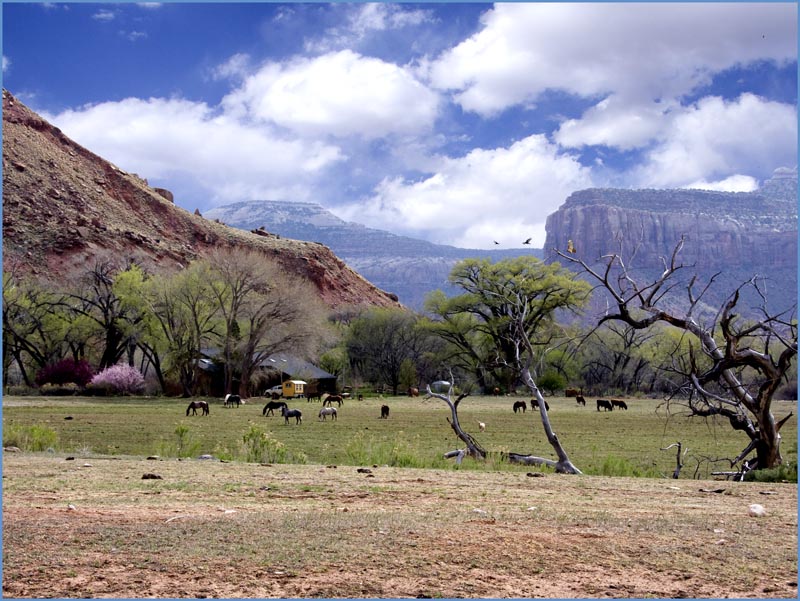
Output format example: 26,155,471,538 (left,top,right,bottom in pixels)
3,394,796,478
